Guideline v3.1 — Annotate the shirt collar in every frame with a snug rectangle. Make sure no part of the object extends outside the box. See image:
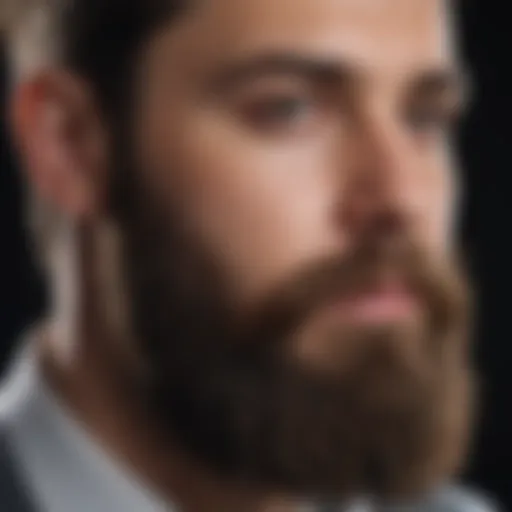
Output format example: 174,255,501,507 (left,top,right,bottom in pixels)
1,335,172,512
